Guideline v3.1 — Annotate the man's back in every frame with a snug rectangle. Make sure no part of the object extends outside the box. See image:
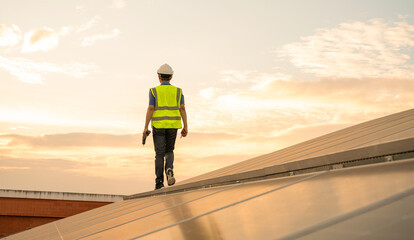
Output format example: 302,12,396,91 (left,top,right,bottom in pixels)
142,64,188,190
